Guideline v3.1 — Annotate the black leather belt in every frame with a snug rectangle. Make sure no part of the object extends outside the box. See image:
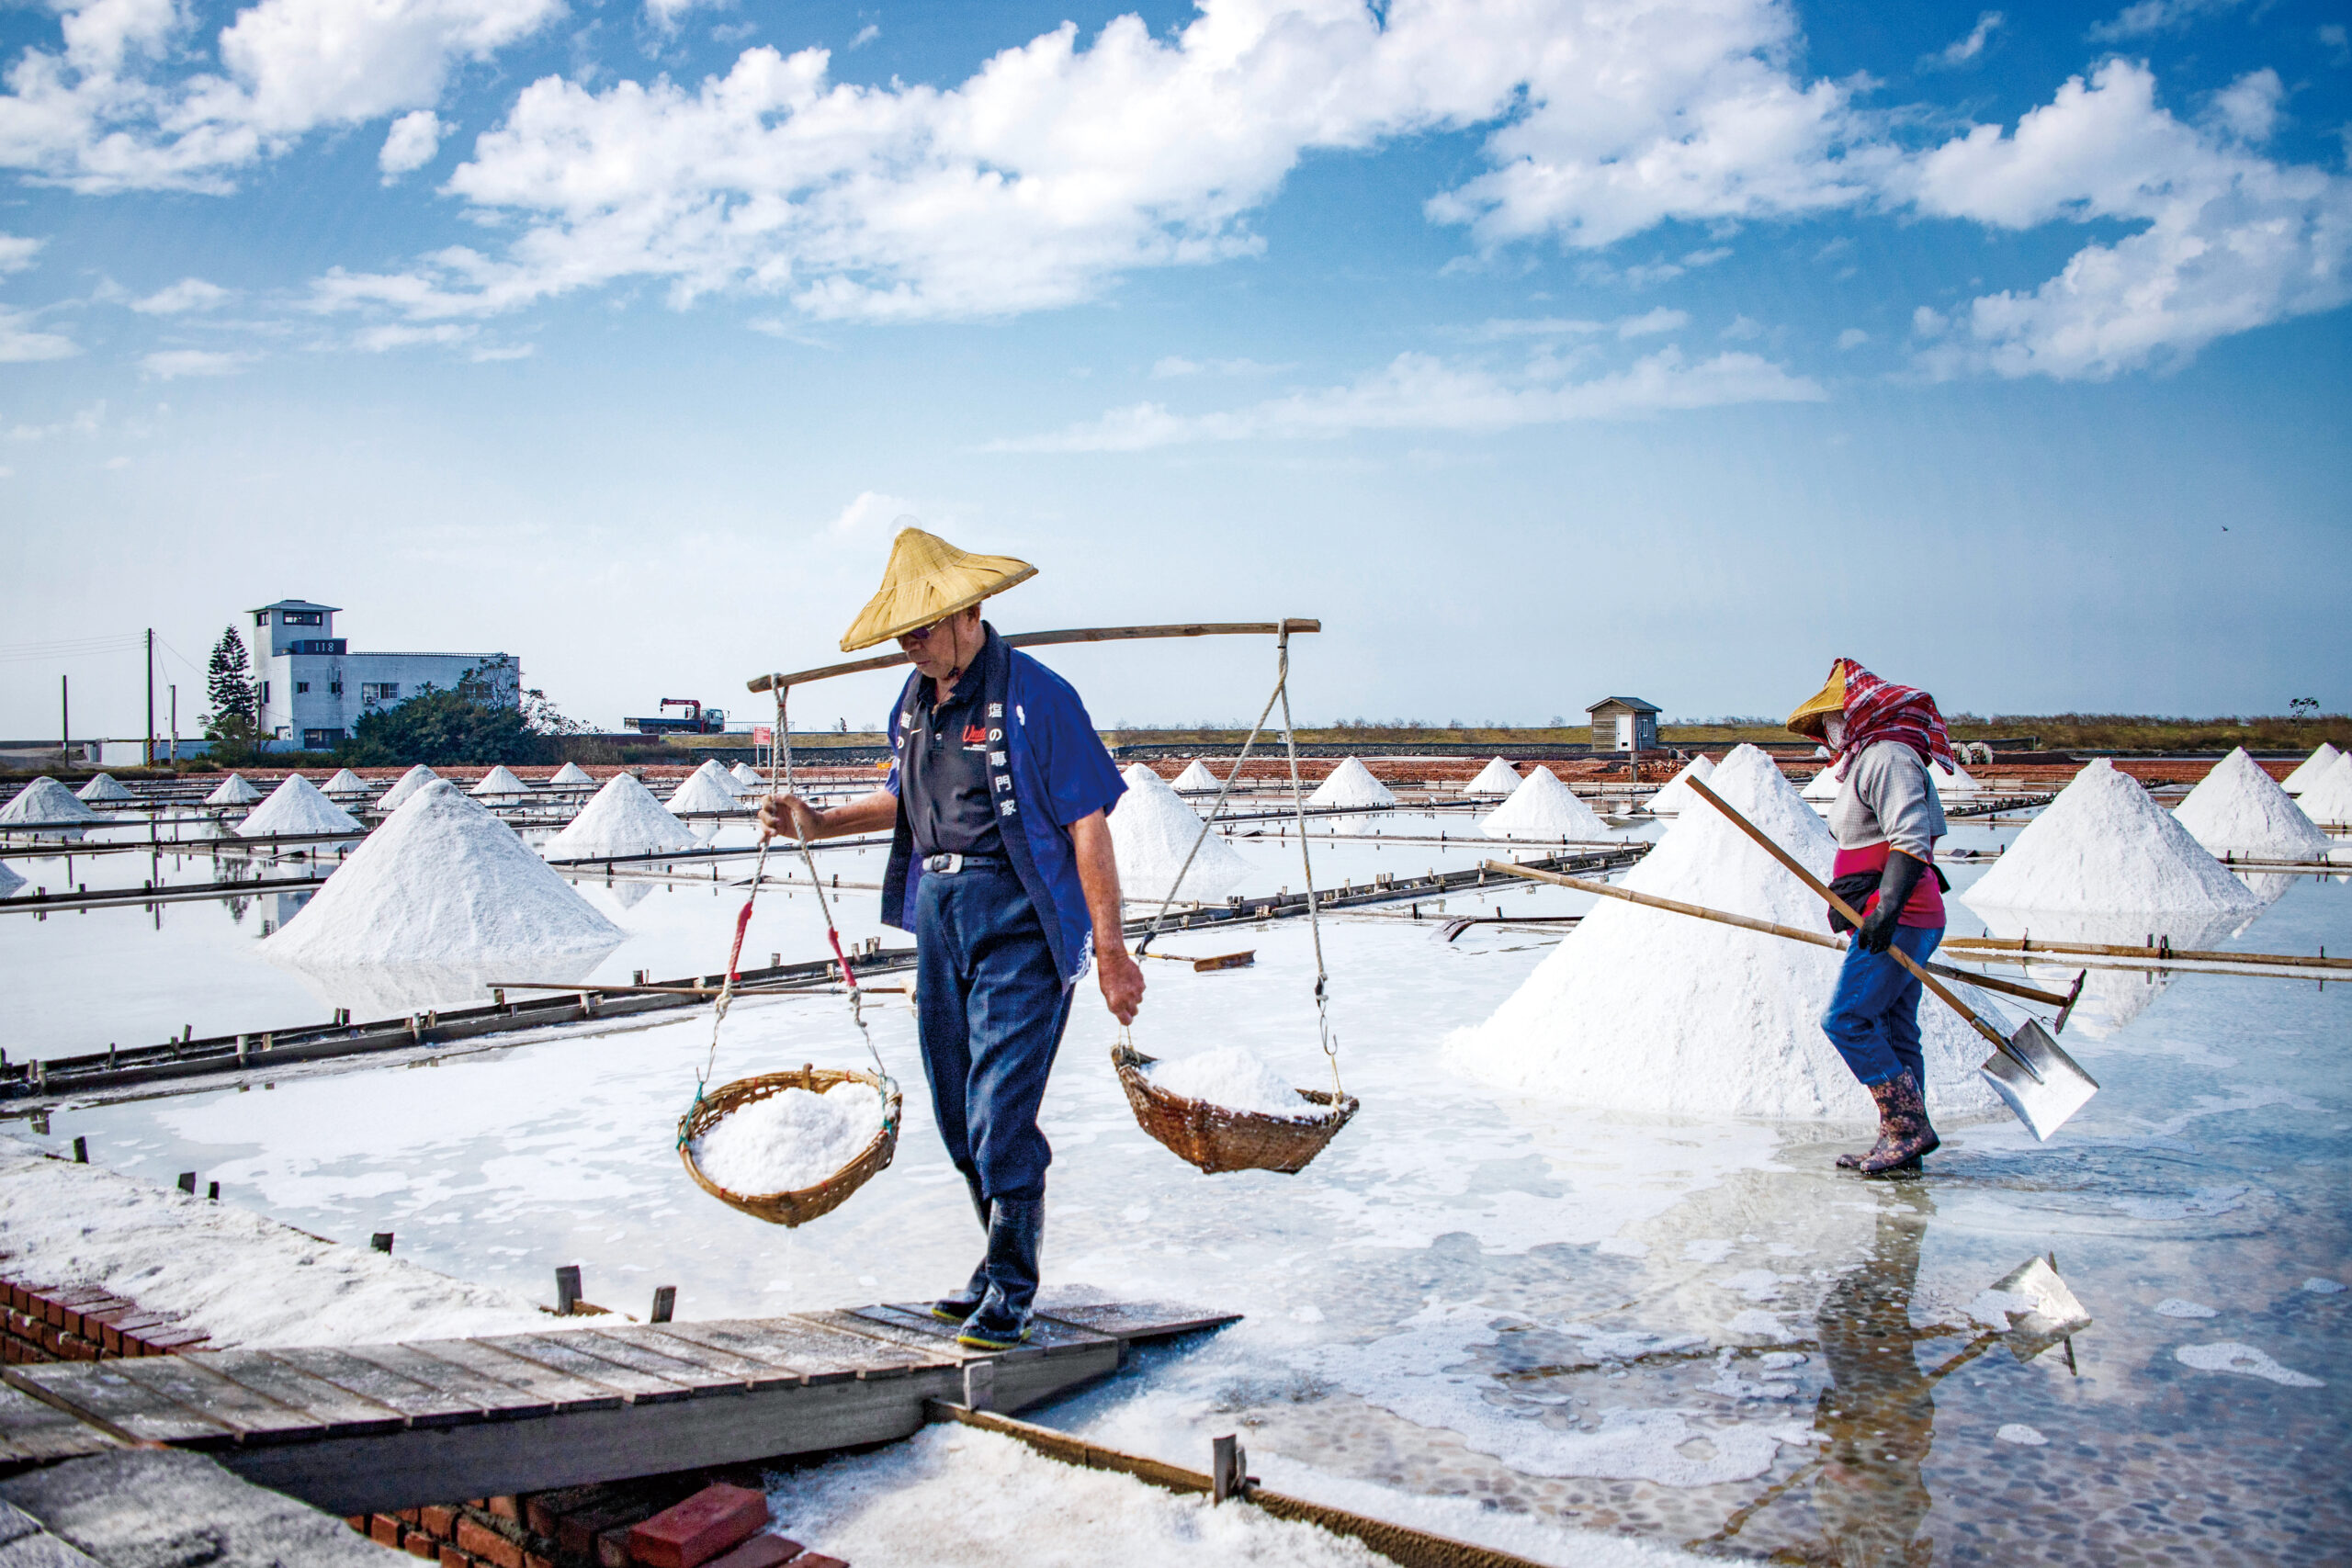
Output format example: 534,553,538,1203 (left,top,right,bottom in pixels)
922,852,1009,874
